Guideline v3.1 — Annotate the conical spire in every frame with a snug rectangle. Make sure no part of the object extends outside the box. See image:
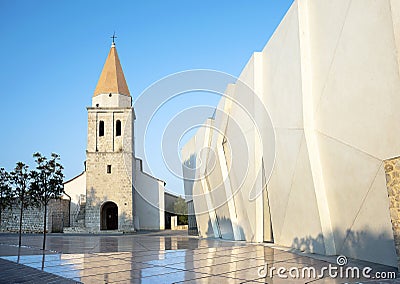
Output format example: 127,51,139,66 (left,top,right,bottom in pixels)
93,42,130,97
